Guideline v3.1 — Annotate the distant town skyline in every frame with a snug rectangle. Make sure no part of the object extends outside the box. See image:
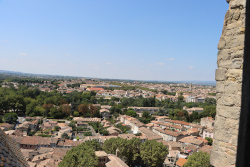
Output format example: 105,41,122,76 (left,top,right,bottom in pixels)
0,0,228,81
